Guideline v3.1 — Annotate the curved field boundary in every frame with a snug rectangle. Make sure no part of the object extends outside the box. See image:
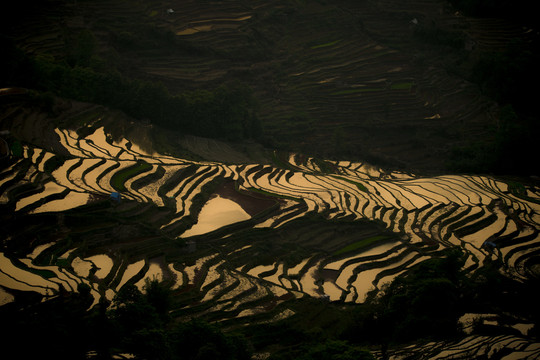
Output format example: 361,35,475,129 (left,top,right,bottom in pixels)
1,124,539,324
